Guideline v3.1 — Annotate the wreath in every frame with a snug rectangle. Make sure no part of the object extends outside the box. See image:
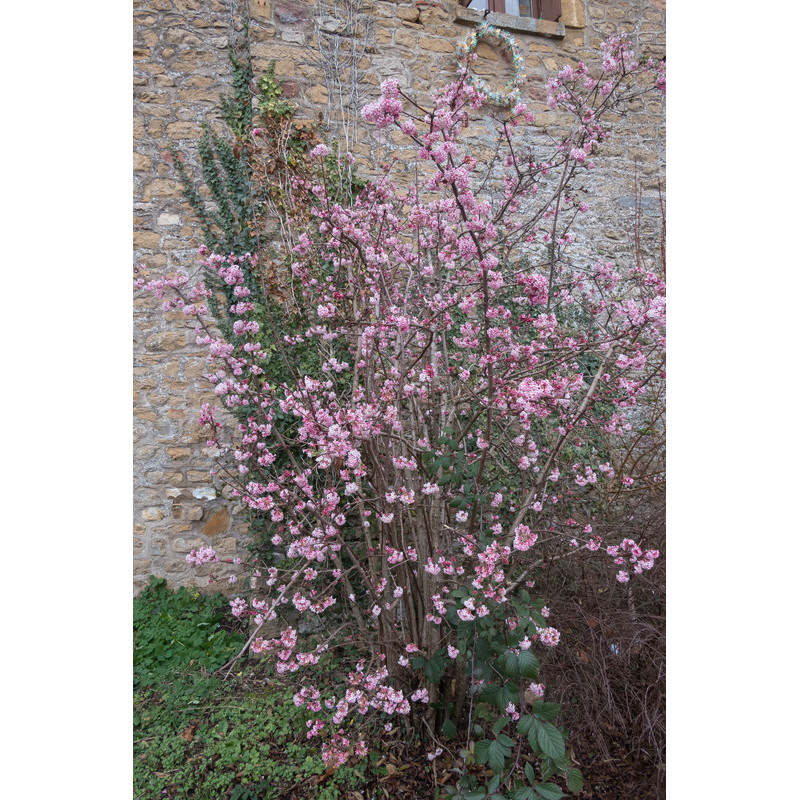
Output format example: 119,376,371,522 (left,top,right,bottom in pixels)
456,22,525,107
